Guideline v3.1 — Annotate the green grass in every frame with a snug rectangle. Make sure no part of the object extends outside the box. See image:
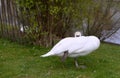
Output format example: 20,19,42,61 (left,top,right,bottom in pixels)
0,39,120,78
